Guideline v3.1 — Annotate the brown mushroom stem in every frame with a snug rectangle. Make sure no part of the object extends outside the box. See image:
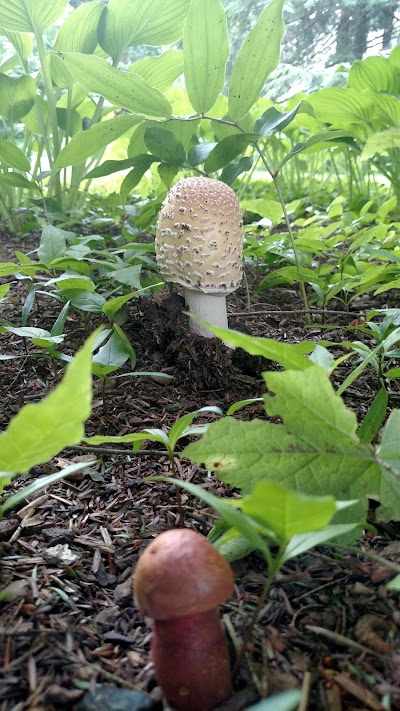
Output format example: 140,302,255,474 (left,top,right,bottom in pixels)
184,289,228,337
152,609,232,711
